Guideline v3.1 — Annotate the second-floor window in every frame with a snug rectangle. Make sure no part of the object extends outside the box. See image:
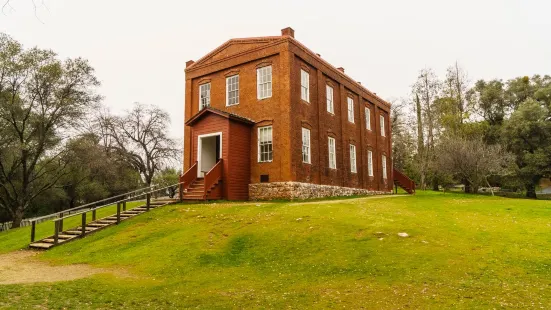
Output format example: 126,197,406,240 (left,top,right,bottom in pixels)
380,114,386,136
382,154,387,179
301,69,309,102
199,83,211,110
367,150,373,177
226,75,239,106
257,66,272,99
347,97,354,123
365,107,371,130
302,127,311,163
326,85,334,114
350,144,357,173
258,126,273,162
328,137,336,169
